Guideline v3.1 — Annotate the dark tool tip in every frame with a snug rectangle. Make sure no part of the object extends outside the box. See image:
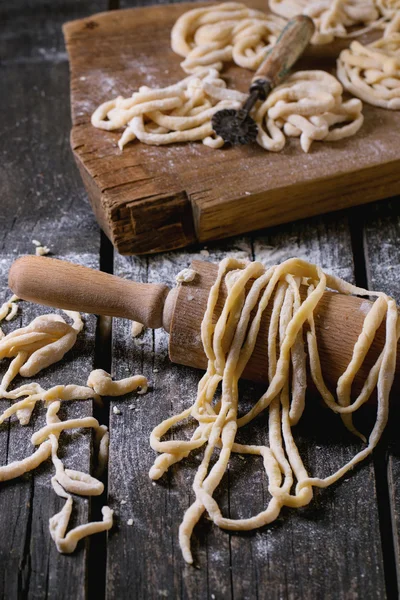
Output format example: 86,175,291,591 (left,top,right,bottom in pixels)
212,109,258,146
